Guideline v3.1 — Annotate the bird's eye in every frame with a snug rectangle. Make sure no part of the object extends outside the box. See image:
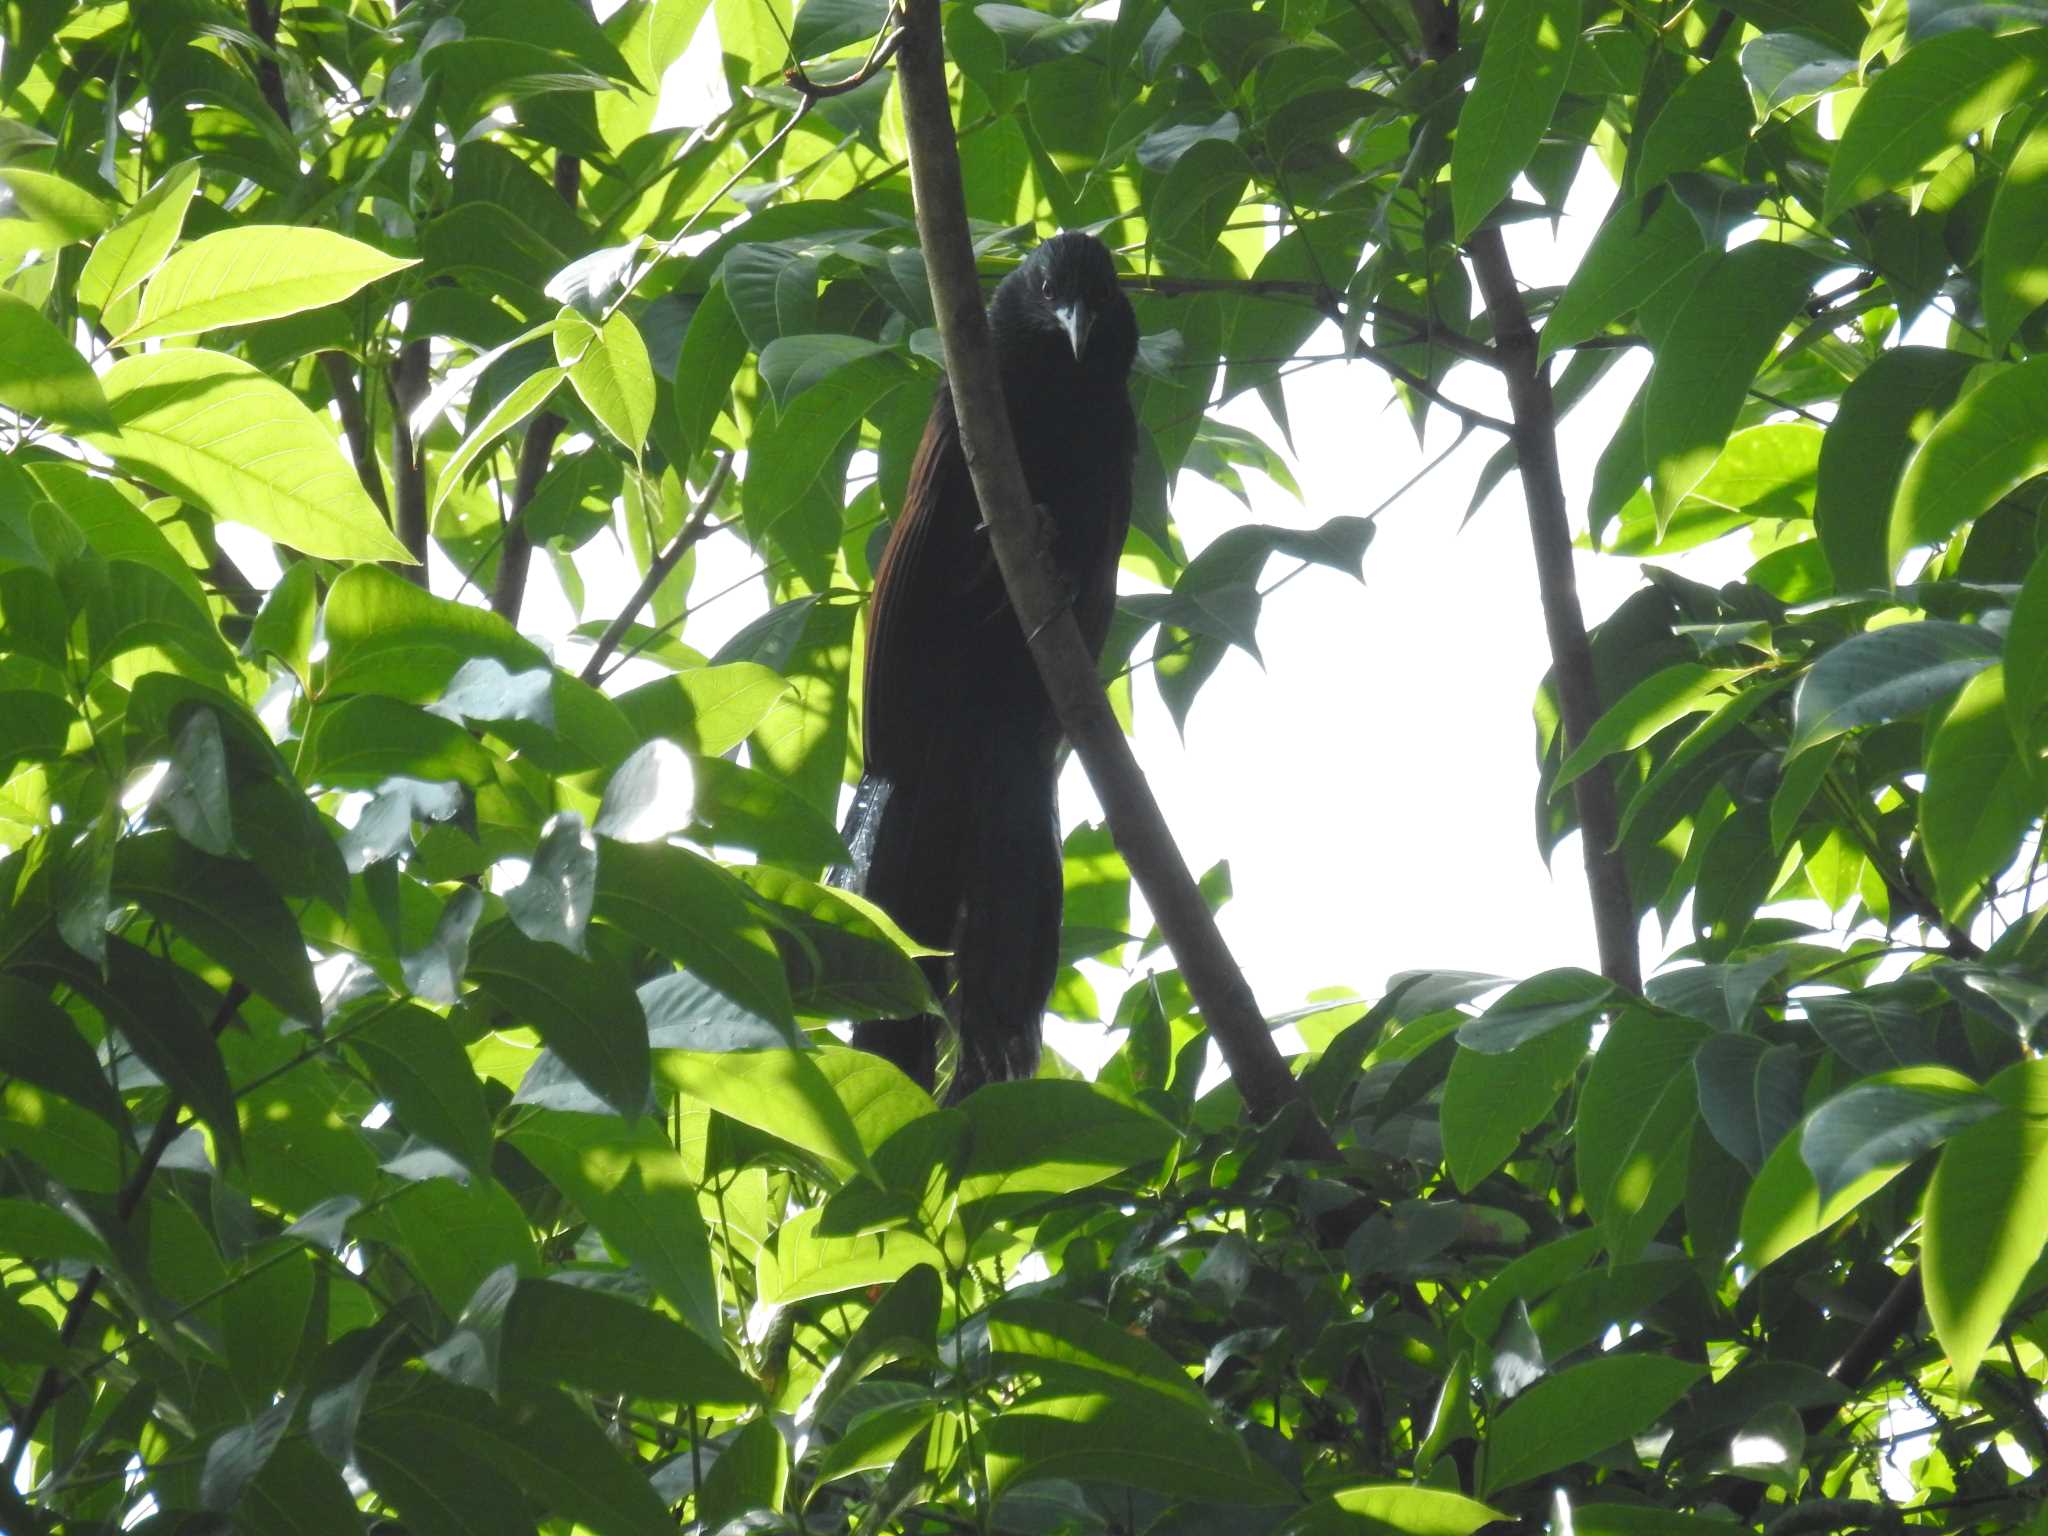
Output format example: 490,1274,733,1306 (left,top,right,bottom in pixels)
1038,275,1051,298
